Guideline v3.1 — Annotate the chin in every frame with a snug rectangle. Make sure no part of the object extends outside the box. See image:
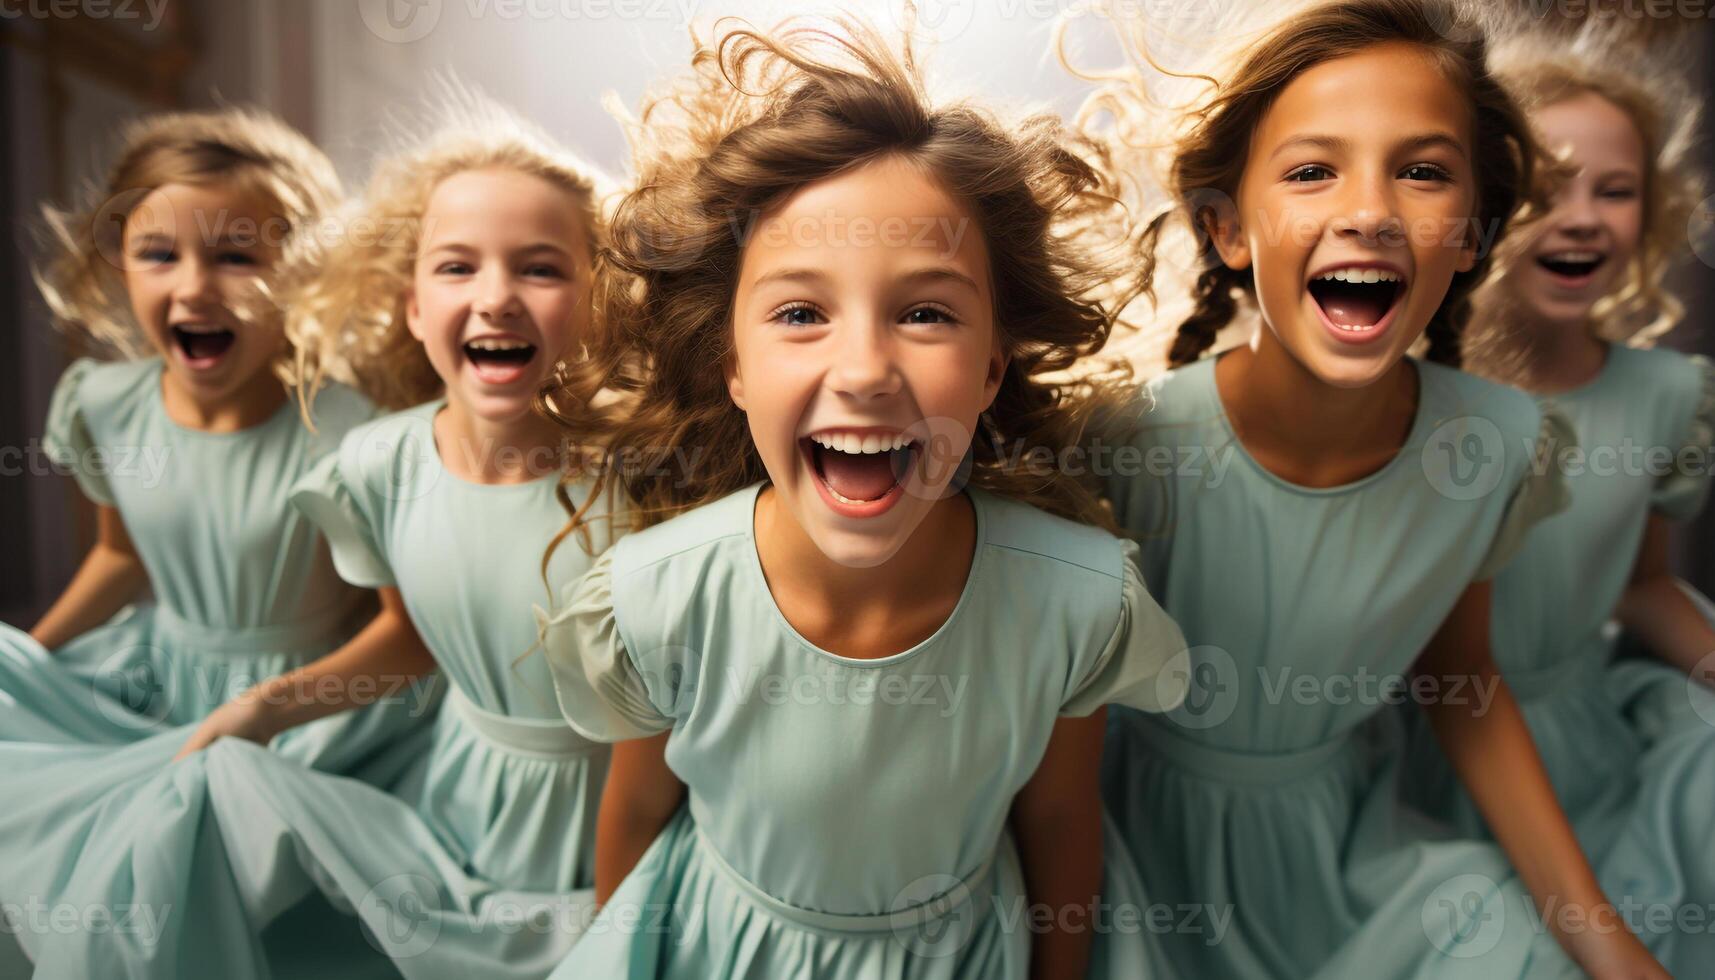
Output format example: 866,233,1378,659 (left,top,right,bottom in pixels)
793,506,917,570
